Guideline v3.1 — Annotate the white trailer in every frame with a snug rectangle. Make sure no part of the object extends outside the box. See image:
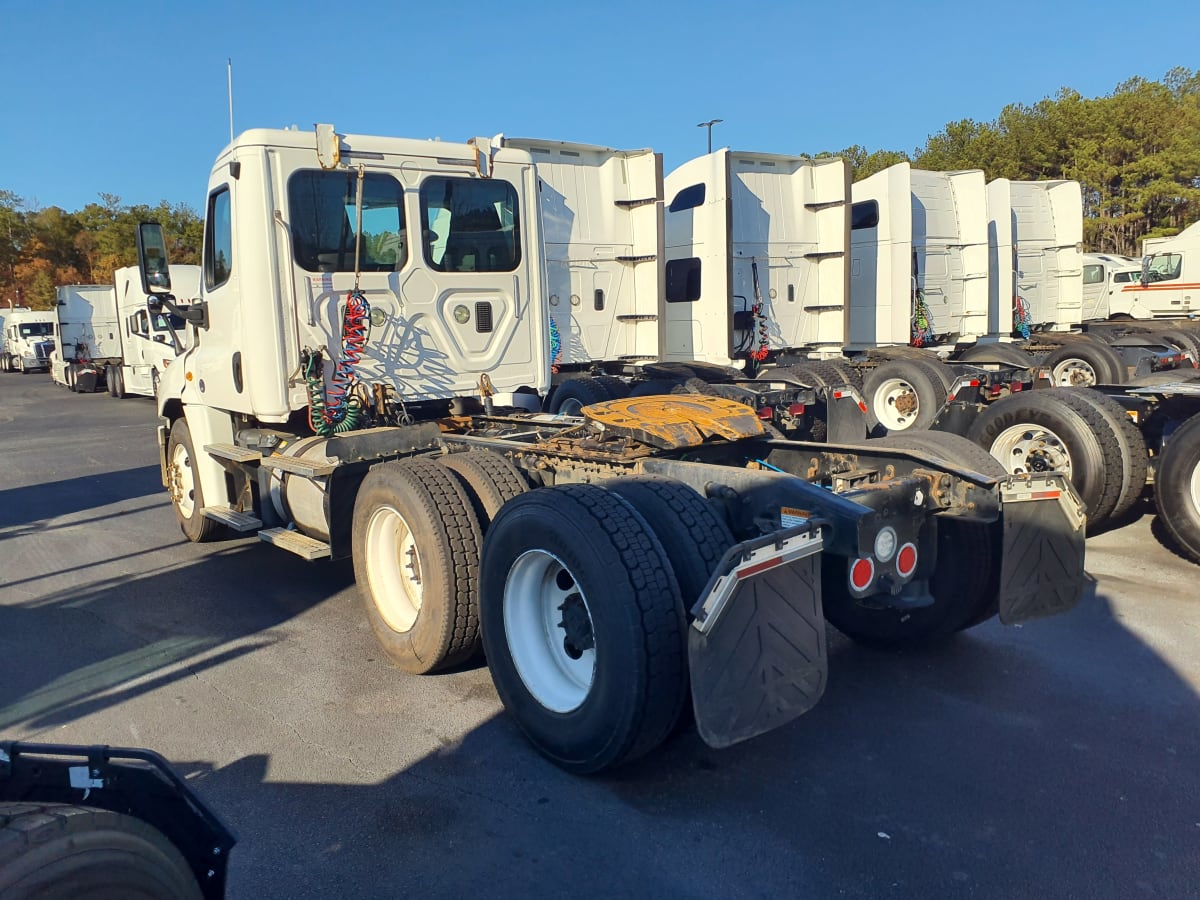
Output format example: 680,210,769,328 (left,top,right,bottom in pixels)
50,284,122,389
849,163,989,350
0,309,57,373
